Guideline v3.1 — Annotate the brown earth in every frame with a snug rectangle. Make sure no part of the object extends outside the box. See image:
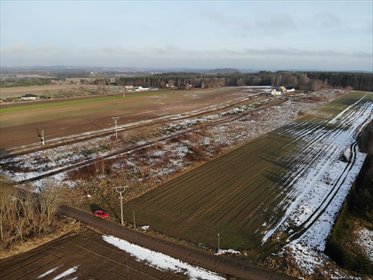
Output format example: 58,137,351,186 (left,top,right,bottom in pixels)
0,87,253,149
0,230,187,280
0,84,98,98
55,205,295,280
